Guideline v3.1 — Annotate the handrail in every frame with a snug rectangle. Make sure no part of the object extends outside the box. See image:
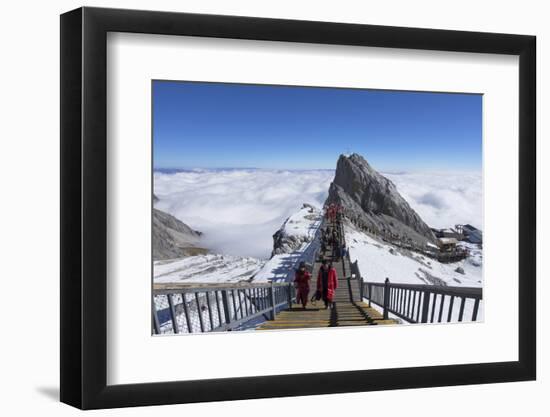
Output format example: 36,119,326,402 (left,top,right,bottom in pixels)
352,259,482,324
366,282,482,298
153,211,326,335
153,281,290,295
153,281,295,335
154,212,481,333
339,209,482,323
